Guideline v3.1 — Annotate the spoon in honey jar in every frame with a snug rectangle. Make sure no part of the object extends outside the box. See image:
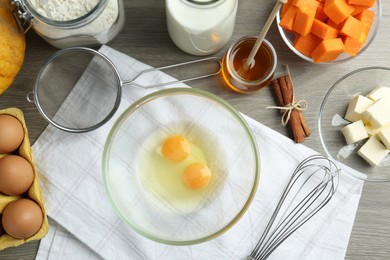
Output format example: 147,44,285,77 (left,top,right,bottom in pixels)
237,0,287,78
